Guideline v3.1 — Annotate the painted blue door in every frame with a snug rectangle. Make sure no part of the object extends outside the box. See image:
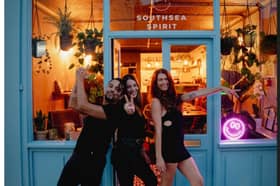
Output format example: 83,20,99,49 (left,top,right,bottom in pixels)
162,38,214,186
